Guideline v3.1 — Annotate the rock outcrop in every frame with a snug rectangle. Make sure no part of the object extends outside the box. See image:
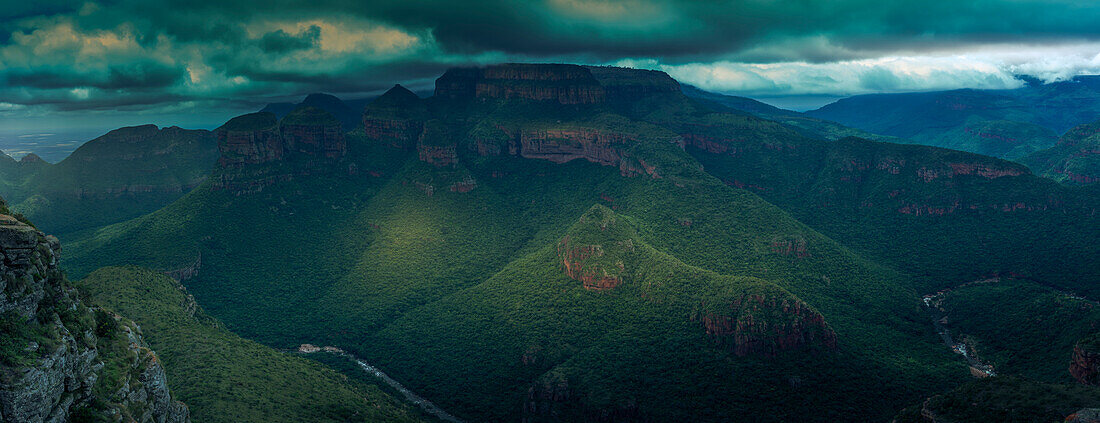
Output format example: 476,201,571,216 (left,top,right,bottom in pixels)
1071,338,1100,386
523,372,642,423
0,203,189,423
696,294,838,357
556,206,636,291
557,236,624,291
213,107,350,193
585,66,681,102
1067,409,1100,423
435,64,606,104
280,106,346,159
216,112,283,167
362,85,427,150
